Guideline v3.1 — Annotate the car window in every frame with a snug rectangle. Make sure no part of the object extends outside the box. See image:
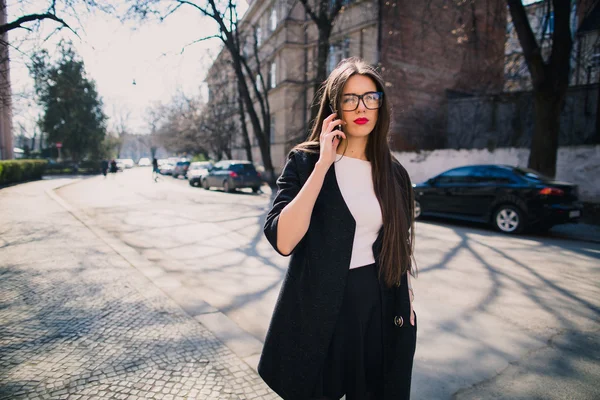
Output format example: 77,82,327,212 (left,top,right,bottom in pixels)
192,162,211,169
482,167,516,184
513,167,550,182
230,164,256,173
437,167,474,184
212,162,227,171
